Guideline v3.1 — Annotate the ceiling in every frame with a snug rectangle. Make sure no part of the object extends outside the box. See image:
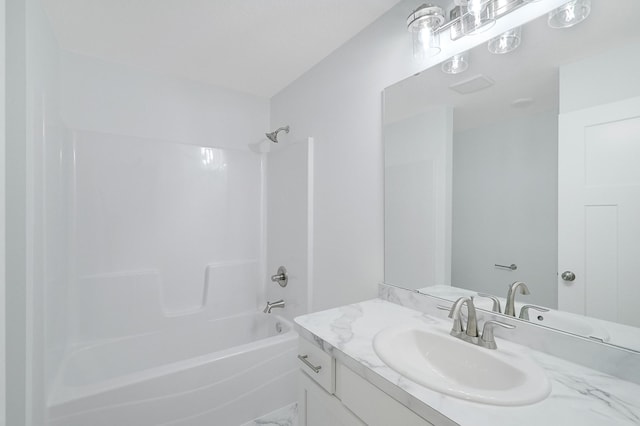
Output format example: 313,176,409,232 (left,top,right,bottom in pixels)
384,0,640,132
43,0,406,98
